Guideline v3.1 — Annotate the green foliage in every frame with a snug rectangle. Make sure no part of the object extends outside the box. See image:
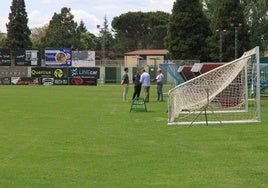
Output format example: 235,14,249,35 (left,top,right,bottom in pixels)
79,32,99,51
32,13,98,51
166,0,212,61
0,85,268,187
6,0,32,48
75,20,98,51
99,16,113,53
112,11,170,53
3,1,266,60
215,0,250,61
77,20,87,33
31,25,48,50
0,33,7,48
204,0,258,61
41,7,81,49
243,0,268,54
